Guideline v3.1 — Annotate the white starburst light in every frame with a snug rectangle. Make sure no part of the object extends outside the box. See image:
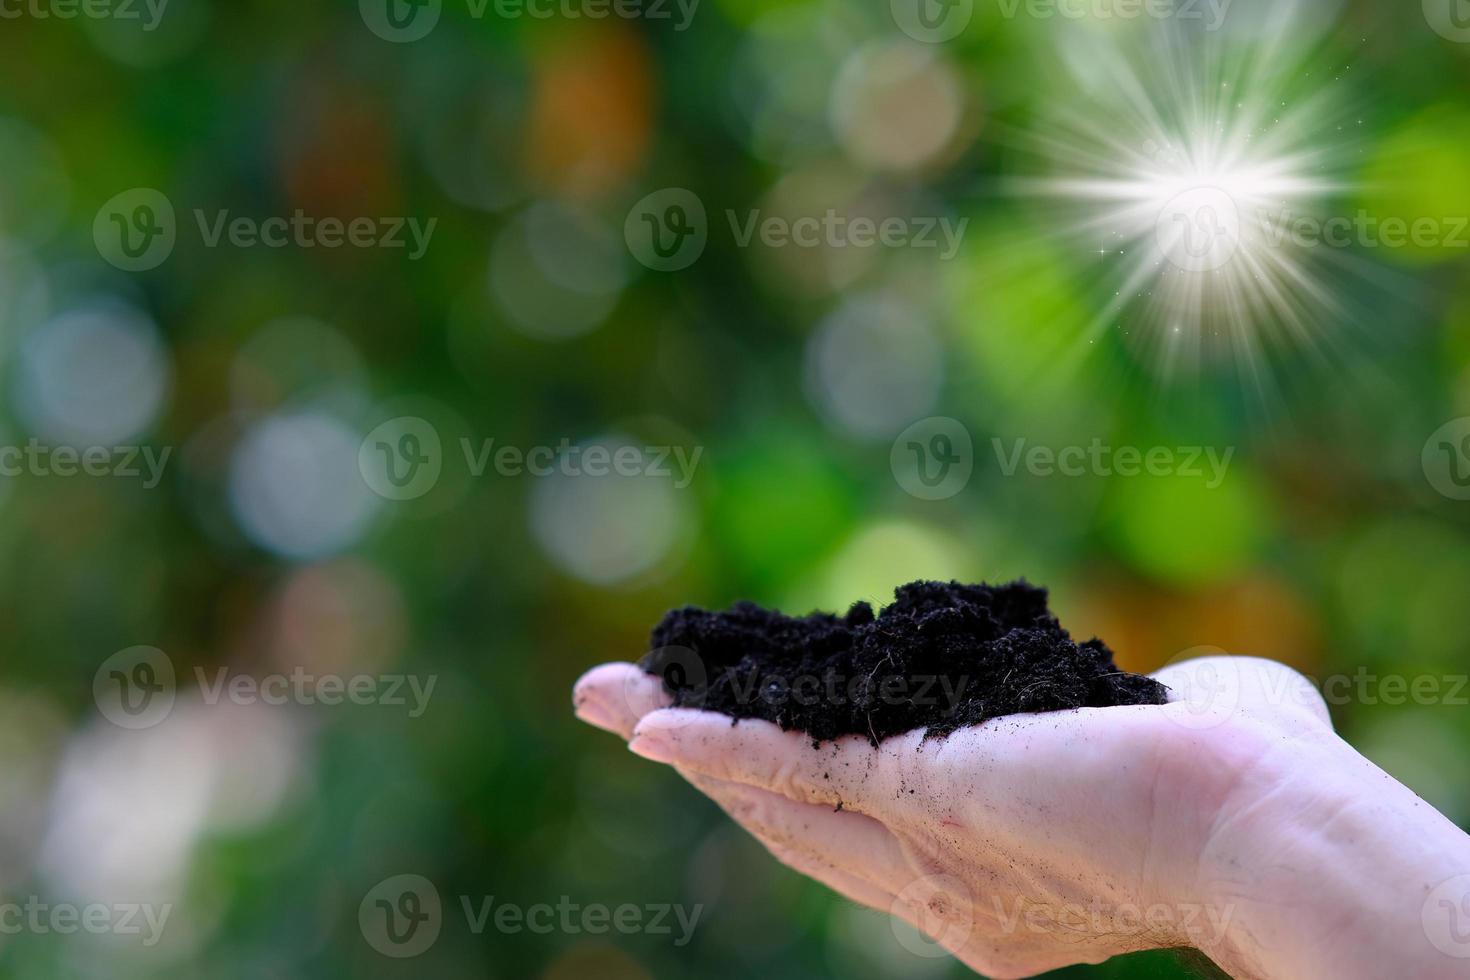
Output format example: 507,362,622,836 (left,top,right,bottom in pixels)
1010,7,1367,383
